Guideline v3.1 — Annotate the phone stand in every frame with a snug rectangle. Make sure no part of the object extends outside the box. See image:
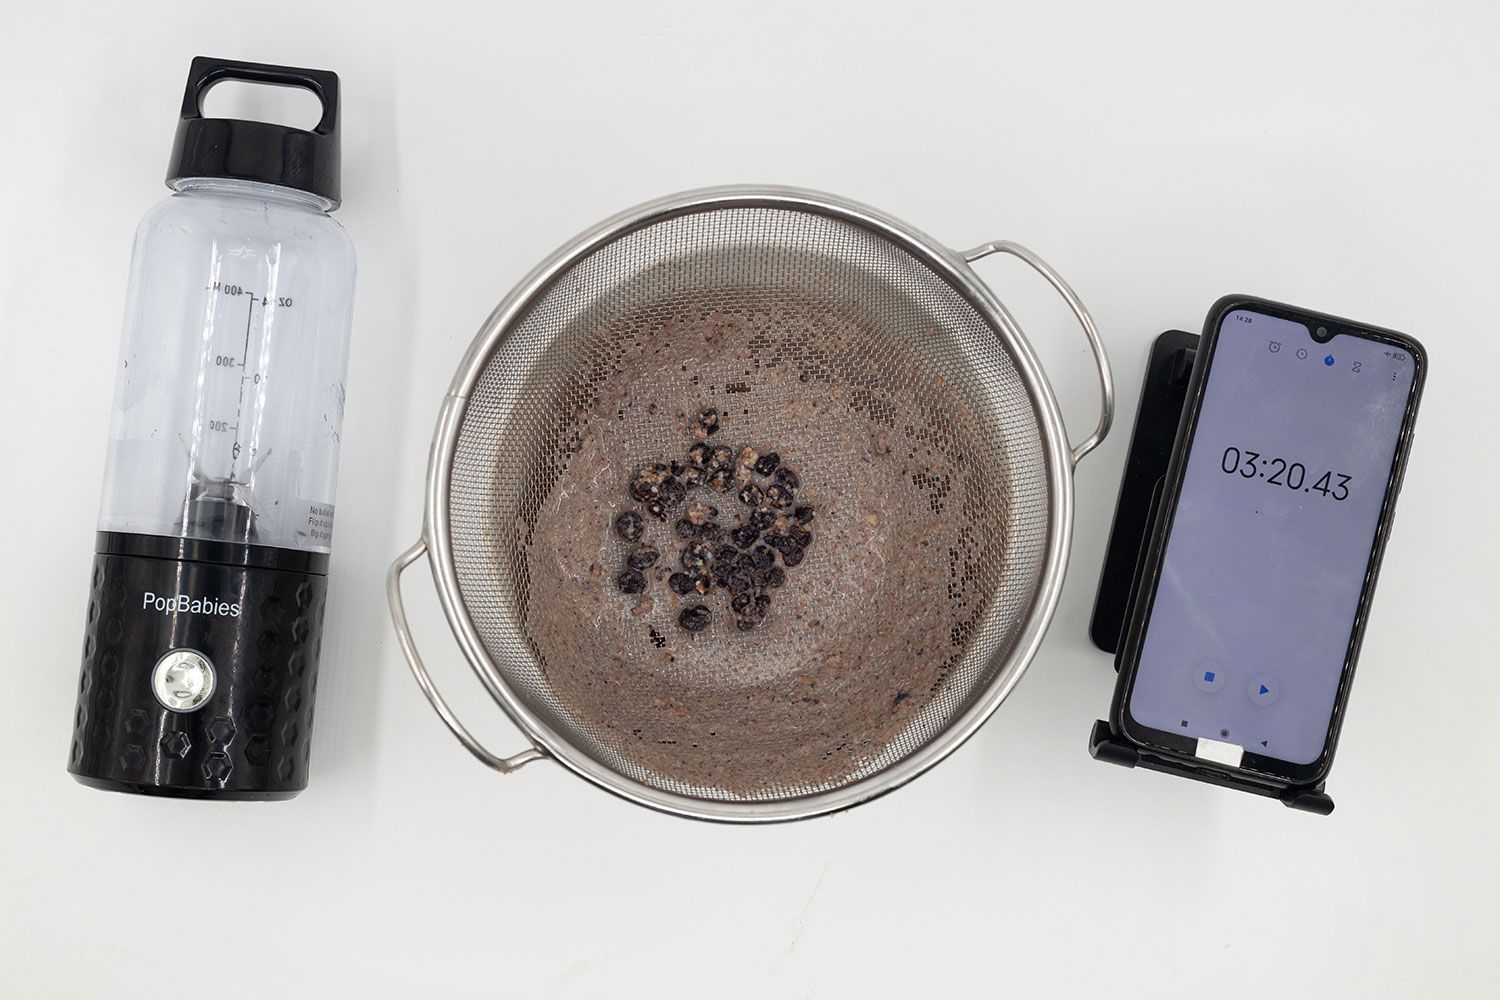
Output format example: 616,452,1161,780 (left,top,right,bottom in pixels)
1086,330,1335,815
